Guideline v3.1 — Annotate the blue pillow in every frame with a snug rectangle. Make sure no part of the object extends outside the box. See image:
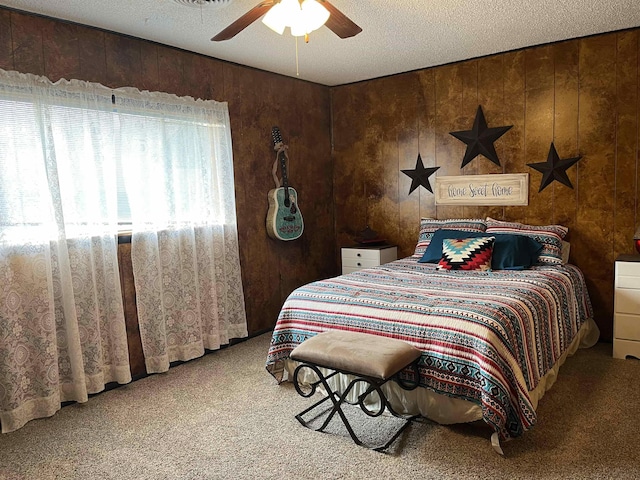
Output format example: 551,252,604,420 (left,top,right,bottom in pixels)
419,229,542,270
491,234,543,270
